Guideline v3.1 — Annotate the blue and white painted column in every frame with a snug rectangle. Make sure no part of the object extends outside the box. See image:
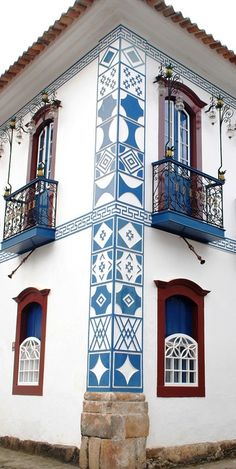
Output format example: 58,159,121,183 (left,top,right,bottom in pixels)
88,31,146,393
80,29,149,469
